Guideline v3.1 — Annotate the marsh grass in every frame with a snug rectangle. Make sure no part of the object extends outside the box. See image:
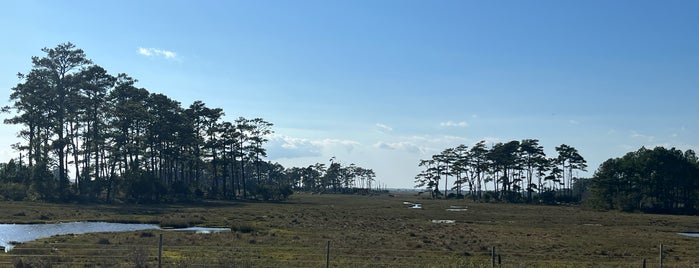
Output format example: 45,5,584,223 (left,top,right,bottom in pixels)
1,193,698,267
